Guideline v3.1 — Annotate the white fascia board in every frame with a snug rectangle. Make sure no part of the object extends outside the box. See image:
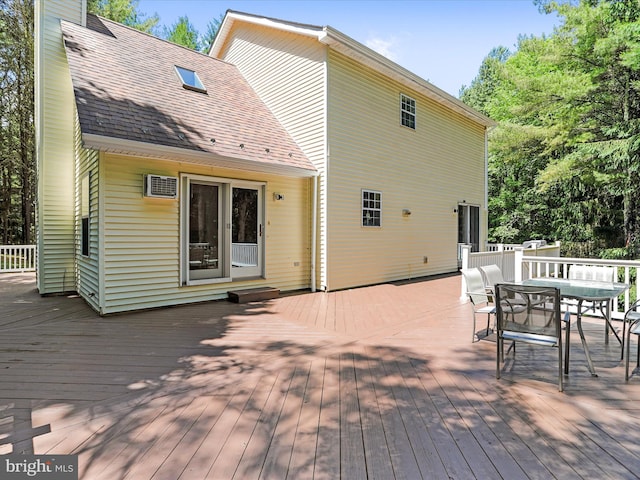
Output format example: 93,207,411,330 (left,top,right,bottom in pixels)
210,11,323,57
319,27,495,128
210,11,494,128
82,134,318,178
